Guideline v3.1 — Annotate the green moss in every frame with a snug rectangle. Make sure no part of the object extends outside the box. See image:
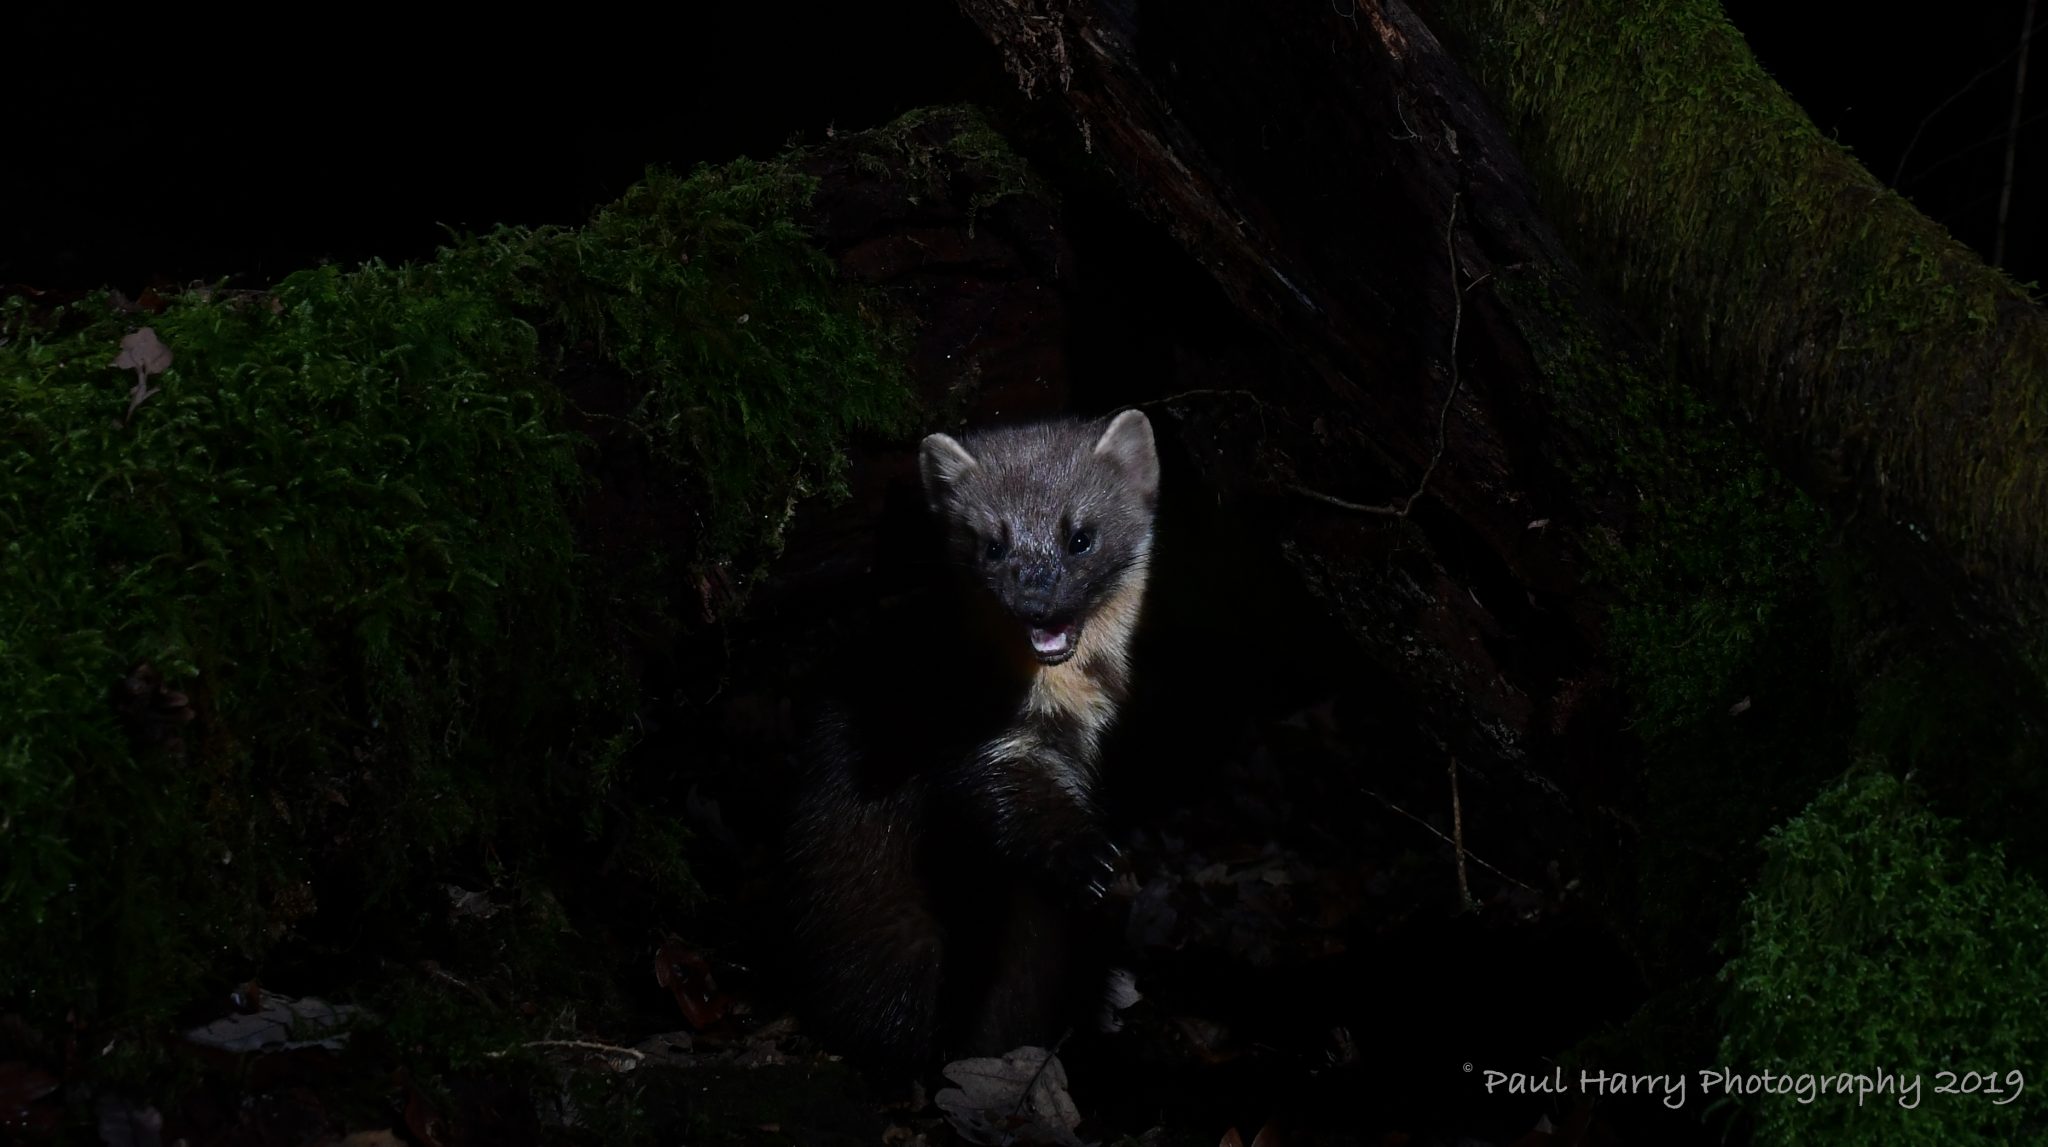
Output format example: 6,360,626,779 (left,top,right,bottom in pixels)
451,157,914,575
1500,272,1827,739
1510,259,2048,1102
848,104,1050,232
1494,273,1850,1049
0,145,914,1030
1433,0,2048,666
1722,769,2048,1145
1826,553,2048,871
1,267,584,1016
